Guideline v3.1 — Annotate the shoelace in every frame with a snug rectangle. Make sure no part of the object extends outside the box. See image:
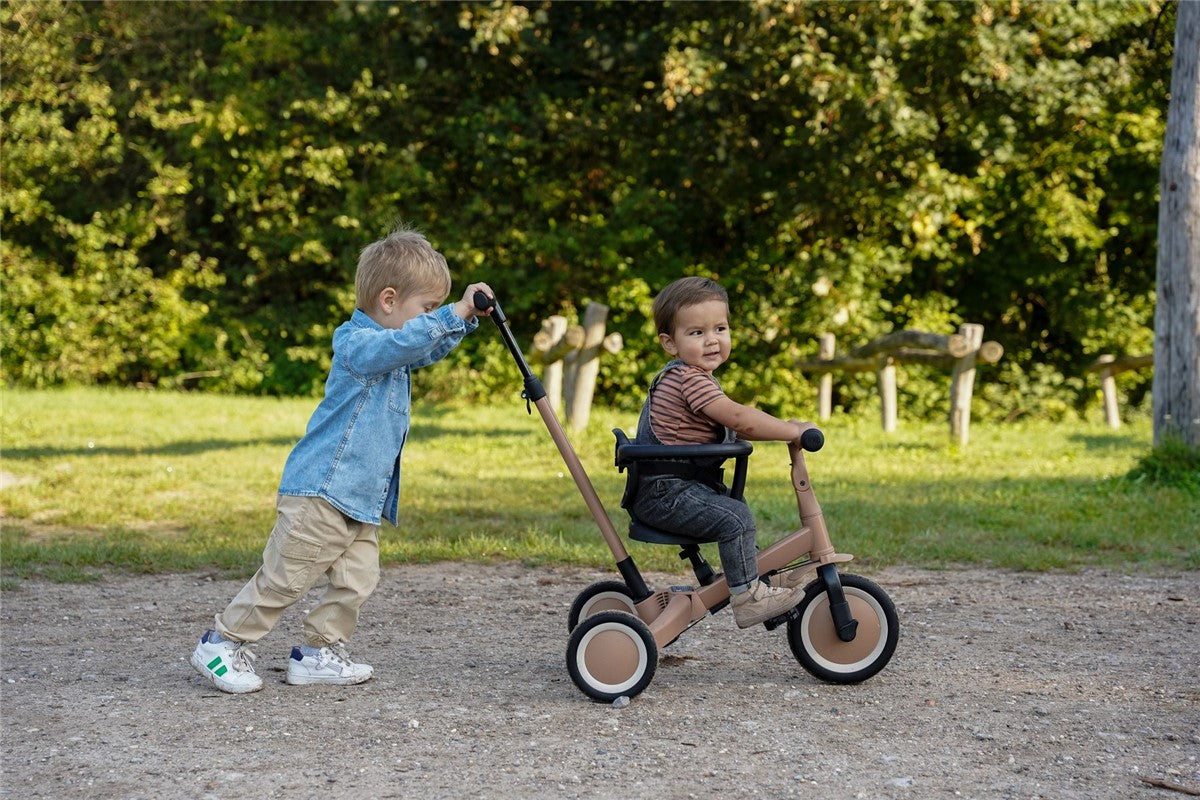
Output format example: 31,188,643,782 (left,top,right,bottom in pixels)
325,643,356,667
229,644,257,673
